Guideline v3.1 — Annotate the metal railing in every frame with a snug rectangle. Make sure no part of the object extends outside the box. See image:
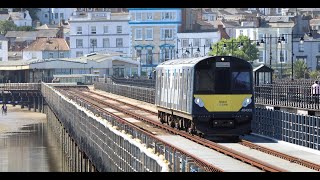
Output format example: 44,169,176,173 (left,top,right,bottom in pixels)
255,84,320,111
253,108,320,150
